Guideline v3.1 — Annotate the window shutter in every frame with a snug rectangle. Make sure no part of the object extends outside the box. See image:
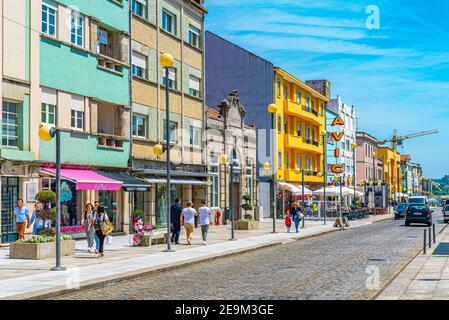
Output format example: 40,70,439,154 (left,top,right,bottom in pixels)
168,69,176,81
132,51,147,69
189,76,200,91
41,87,57,105
71,94,85,112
